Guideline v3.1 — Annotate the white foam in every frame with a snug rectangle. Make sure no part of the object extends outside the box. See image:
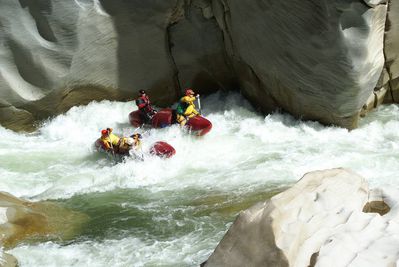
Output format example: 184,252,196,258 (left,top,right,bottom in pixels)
10,231,221,267
0,93,398,200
